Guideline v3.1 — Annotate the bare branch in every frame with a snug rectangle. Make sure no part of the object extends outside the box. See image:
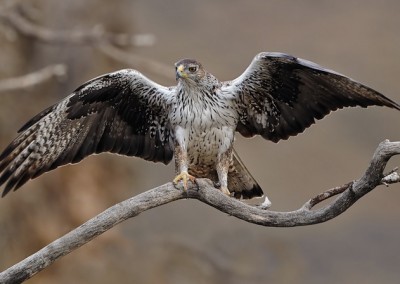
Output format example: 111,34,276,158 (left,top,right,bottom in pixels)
0,140,398,283
0,64,67,92
0,2,172,80
301,182,352,210
0,4,153,47
98,44,174,80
